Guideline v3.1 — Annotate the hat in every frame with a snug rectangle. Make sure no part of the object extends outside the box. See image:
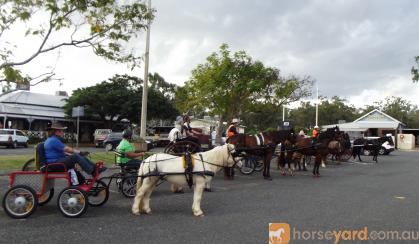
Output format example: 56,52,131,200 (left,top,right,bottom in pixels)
232,118,238,123
50,122,67,130
314,125,319,129
299,130,305,136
